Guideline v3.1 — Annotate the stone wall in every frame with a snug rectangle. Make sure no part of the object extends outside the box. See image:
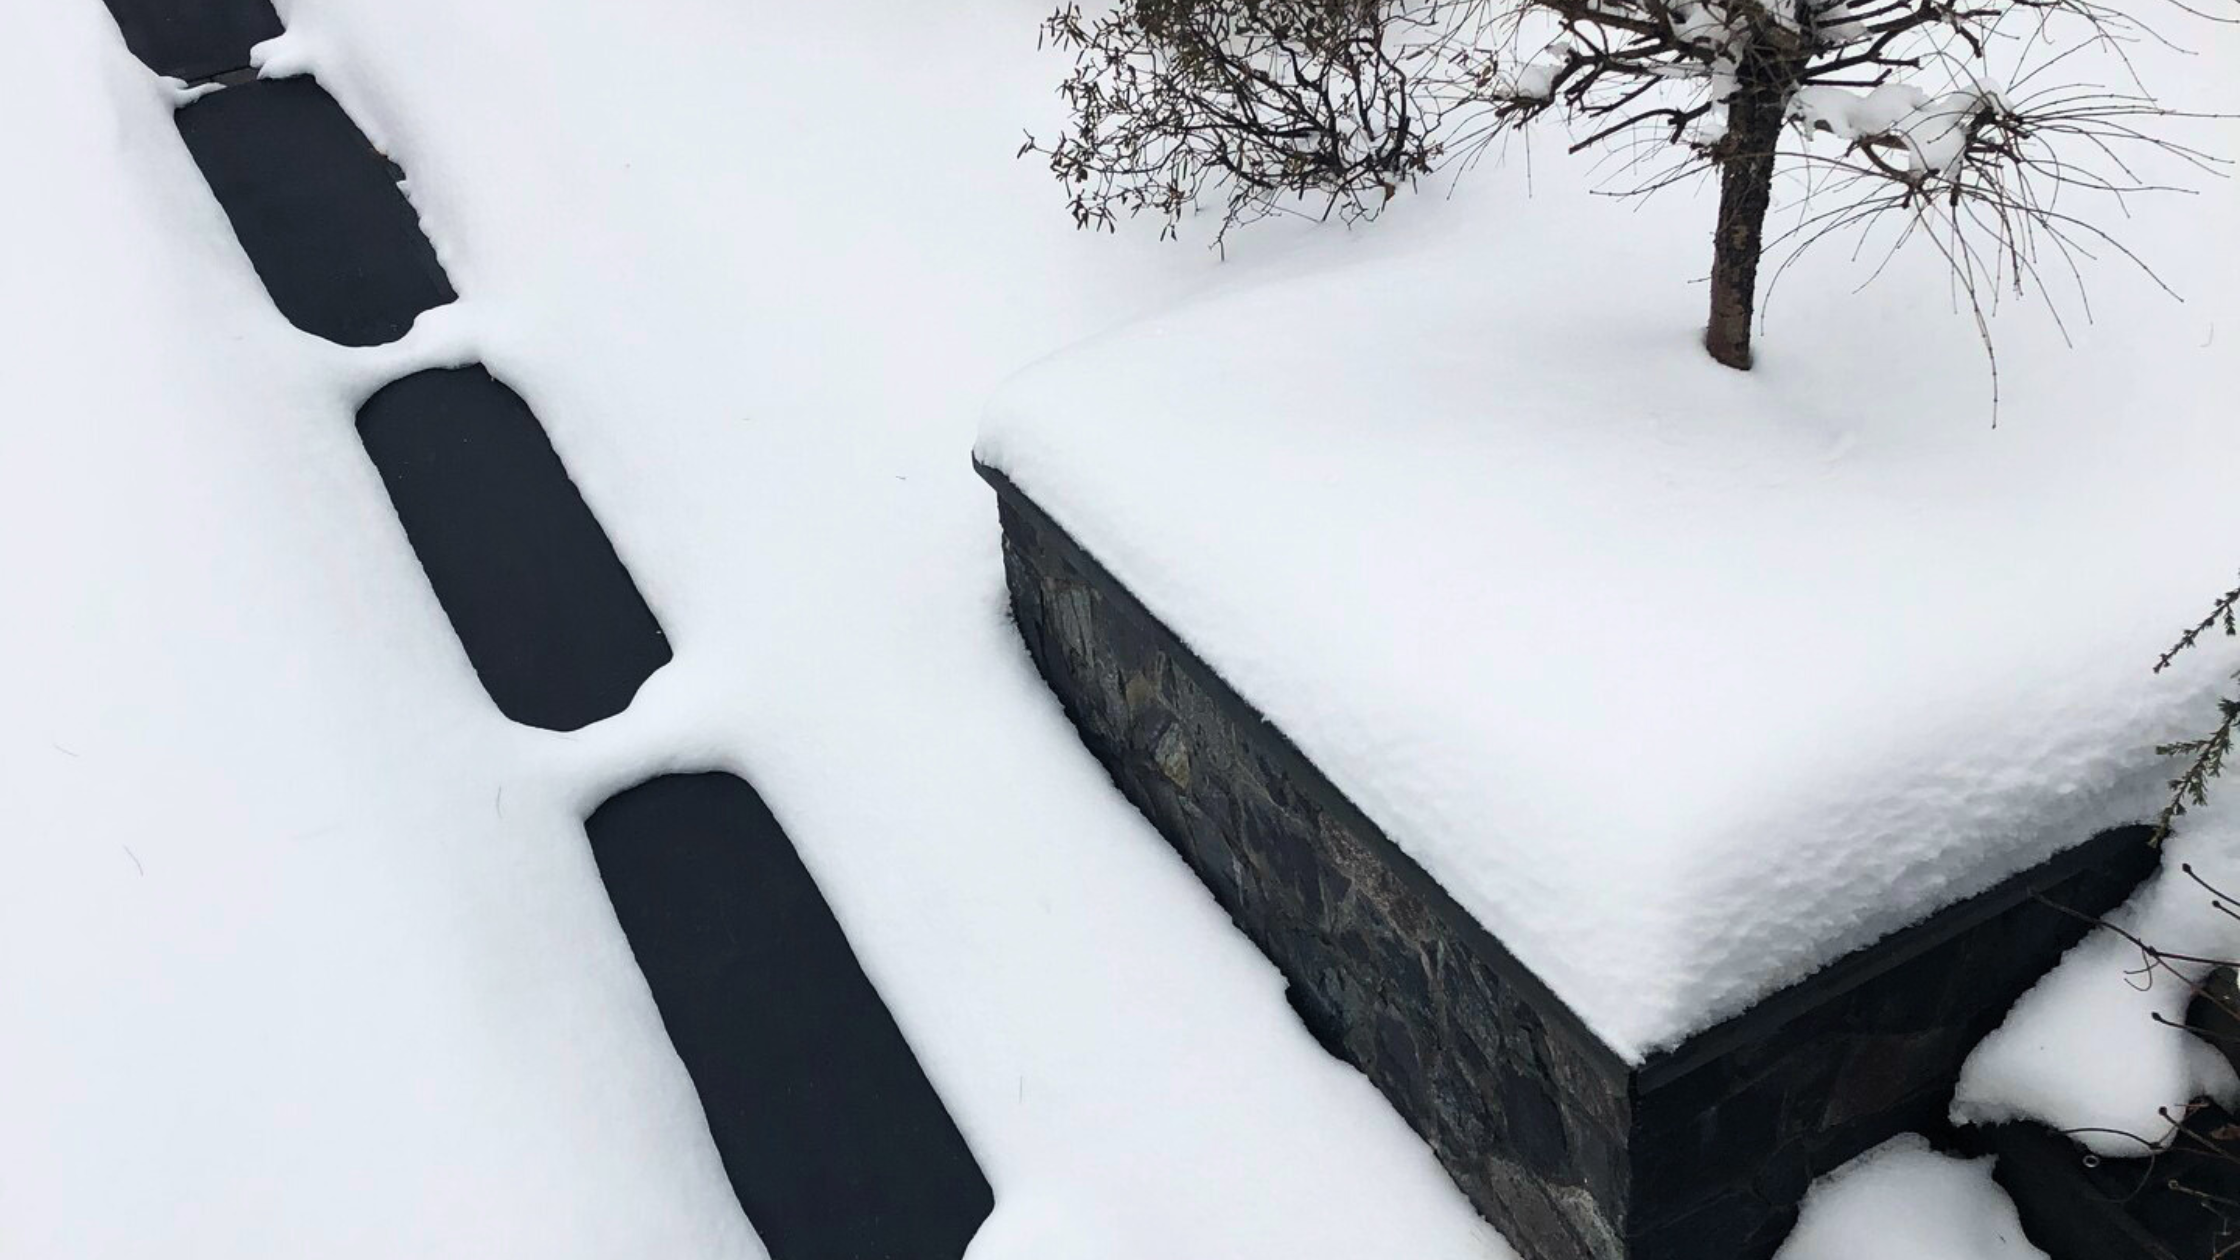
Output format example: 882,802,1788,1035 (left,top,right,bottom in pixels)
984,464,2159,1260
993,481,1636,1258
1627,828,2153,1257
